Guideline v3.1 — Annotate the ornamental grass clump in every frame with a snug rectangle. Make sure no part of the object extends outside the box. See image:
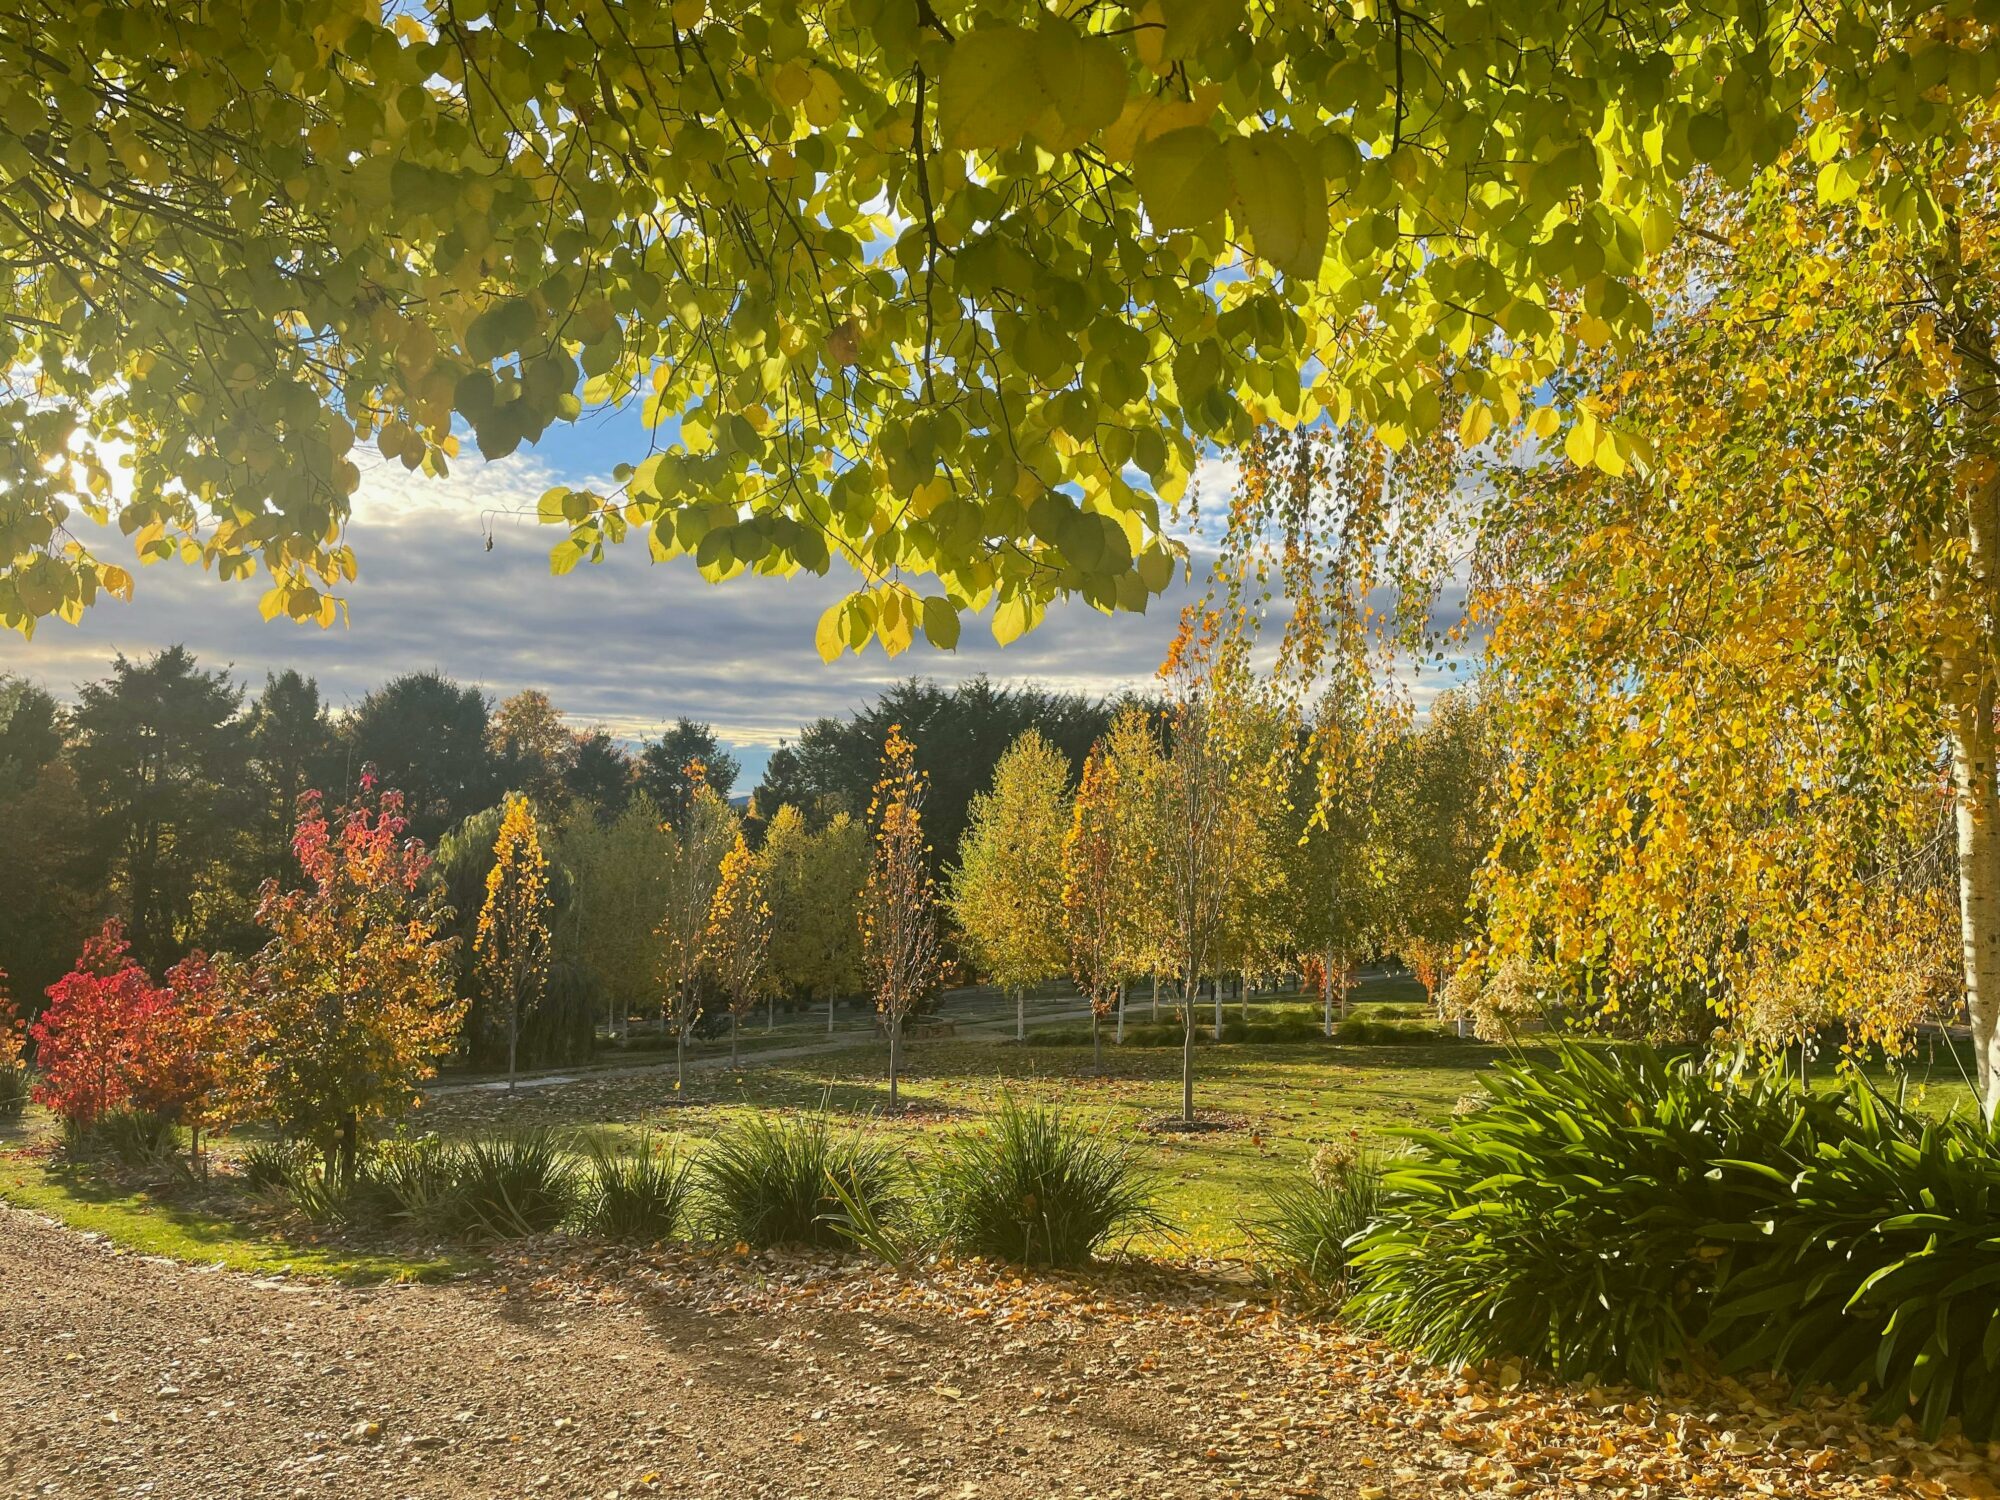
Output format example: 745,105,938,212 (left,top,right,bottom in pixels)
926,1096,1163,1268
580,1134,693,1243
1253,1138,1384,1293
698,1113,903,1250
